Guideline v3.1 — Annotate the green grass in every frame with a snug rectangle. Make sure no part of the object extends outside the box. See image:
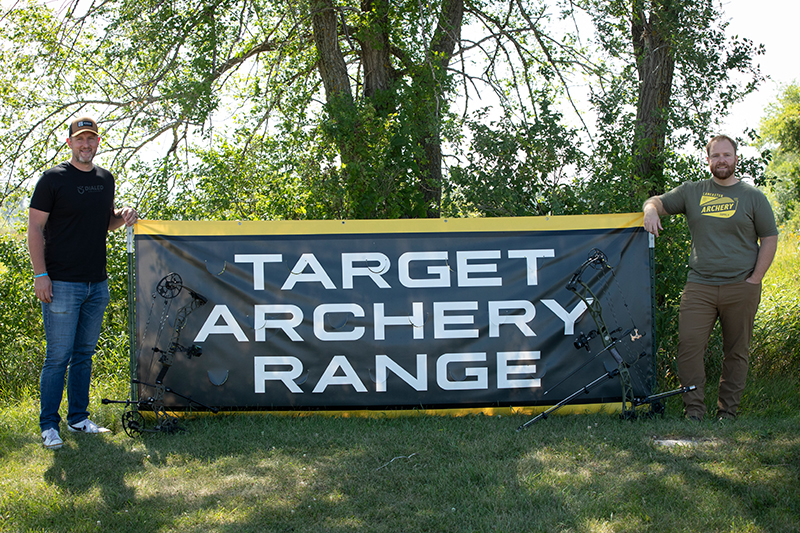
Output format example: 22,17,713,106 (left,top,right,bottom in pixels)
750,231,800,378
1,376,798,533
